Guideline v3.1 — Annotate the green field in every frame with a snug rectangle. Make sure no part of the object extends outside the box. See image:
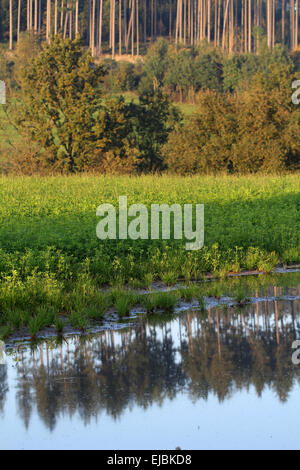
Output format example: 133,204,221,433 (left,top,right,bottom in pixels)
111,91,197,117
0,174,299,338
